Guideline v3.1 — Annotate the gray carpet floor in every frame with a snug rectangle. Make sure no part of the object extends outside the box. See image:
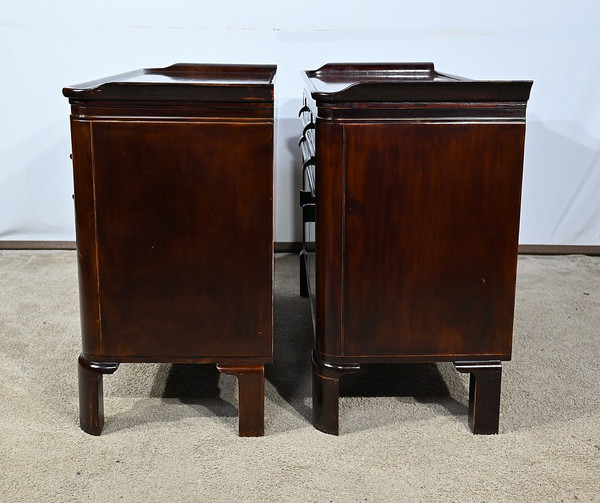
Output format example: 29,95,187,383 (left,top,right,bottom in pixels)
0,251,599,502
